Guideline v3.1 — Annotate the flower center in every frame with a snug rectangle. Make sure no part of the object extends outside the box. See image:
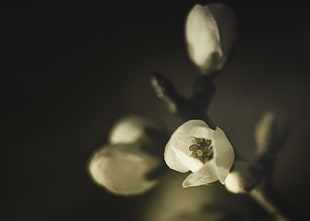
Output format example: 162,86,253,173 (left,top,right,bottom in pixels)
189,137,214,163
